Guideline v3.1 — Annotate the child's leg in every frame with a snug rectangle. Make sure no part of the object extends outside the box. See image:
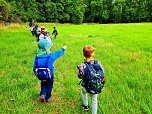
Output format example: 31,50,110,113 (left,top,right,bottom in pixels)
81,87,88,106
40,81,47,97
39,81,47,102
90,94,98,114
45,79,54,102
